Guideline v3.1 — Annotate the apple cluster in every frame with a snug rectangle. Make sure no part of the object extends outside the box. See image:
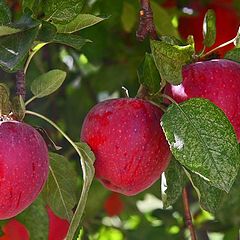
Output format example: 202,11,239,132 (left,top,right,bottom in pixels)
81,59,240,196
